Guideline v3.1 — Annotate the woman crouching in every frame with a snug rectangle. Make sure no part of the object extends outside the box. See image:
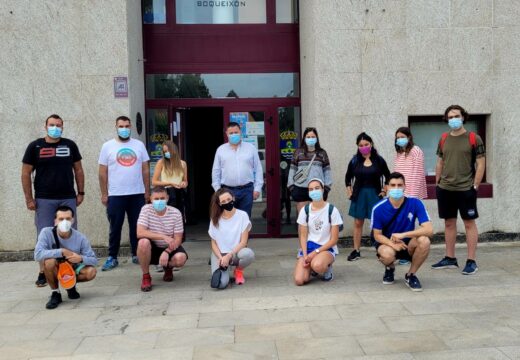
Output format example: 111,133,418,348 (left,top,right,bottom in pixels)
294,178,343,285
209,188,255,289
